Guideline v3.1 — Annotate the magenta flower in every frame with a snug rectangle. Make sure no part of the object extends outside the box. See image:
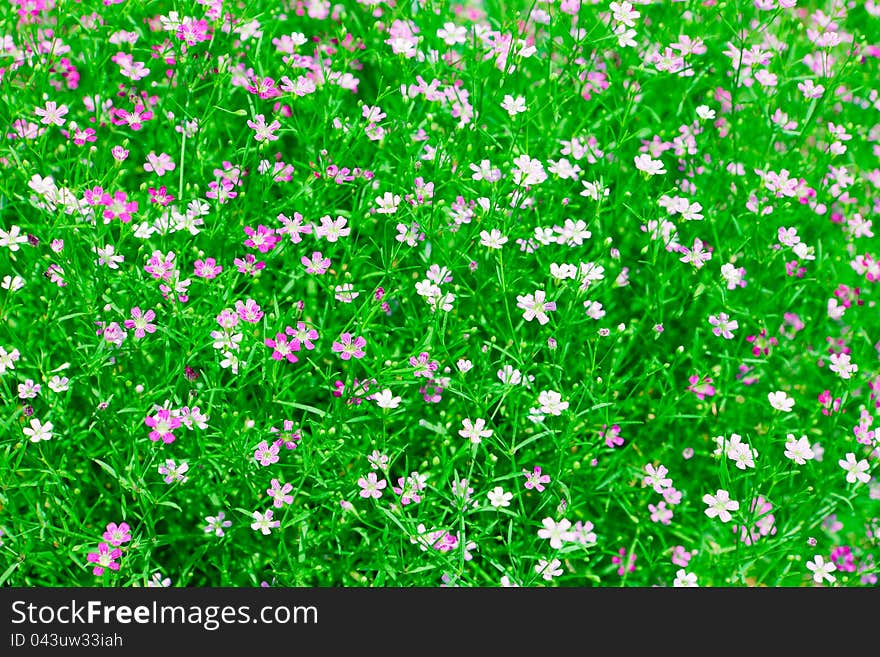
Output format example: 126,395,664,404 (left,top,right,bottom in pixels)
100,190,138,223
243,224,281,253
611,547,636,576
599,423,623,448
332,332,366,360
686,374,715,400
87,542,122,576
746,328,778,356
145,408,182,443
233,253,265,275
265,332,299,363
